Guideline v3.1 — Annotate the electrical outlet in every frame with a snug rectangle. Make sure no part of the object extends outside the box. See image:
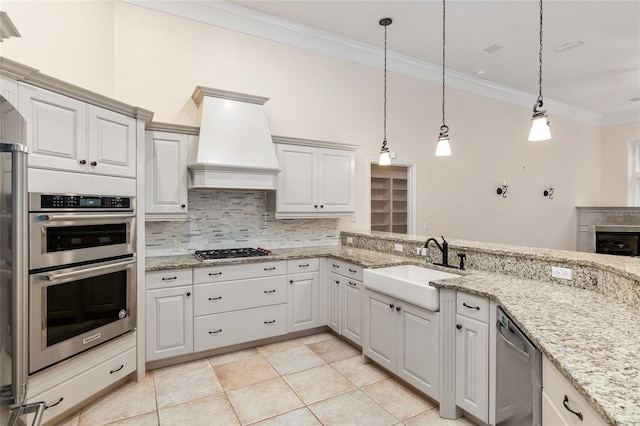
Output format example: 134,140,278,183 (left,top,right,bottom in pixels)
551,266,572,280
346,237,353,244
417,247,427,256
351,215,356,222
394,243,403,252
173,239,181,251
